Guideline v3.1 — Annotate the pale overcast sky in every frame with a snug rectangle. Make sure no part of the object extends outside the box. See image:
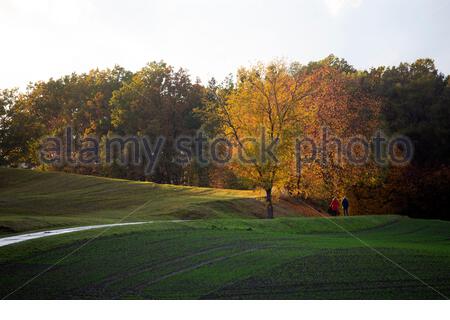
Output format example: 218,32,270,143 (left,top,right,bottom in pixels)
1,0,449,89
